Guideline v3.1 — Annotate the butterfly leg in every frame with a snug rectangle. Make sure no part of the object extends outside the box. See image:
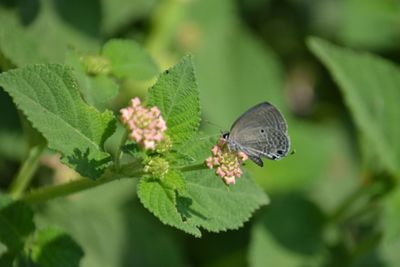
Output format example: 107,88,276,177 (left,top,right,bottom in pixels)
249,156,264,167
